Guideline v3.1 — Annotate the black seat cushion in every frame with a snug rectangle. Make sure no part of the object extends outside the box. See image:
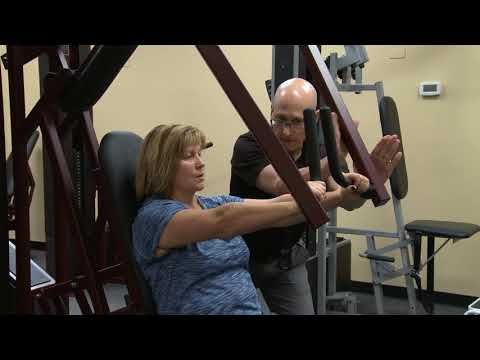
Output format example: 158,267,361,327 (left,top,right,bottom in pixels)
405,220,480,239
